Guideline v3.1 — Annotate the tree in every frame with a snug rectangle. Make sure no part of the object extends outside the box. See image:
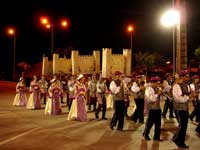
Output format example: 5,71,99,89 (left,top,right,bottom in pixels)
135,51,163,76
194,47,200,59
